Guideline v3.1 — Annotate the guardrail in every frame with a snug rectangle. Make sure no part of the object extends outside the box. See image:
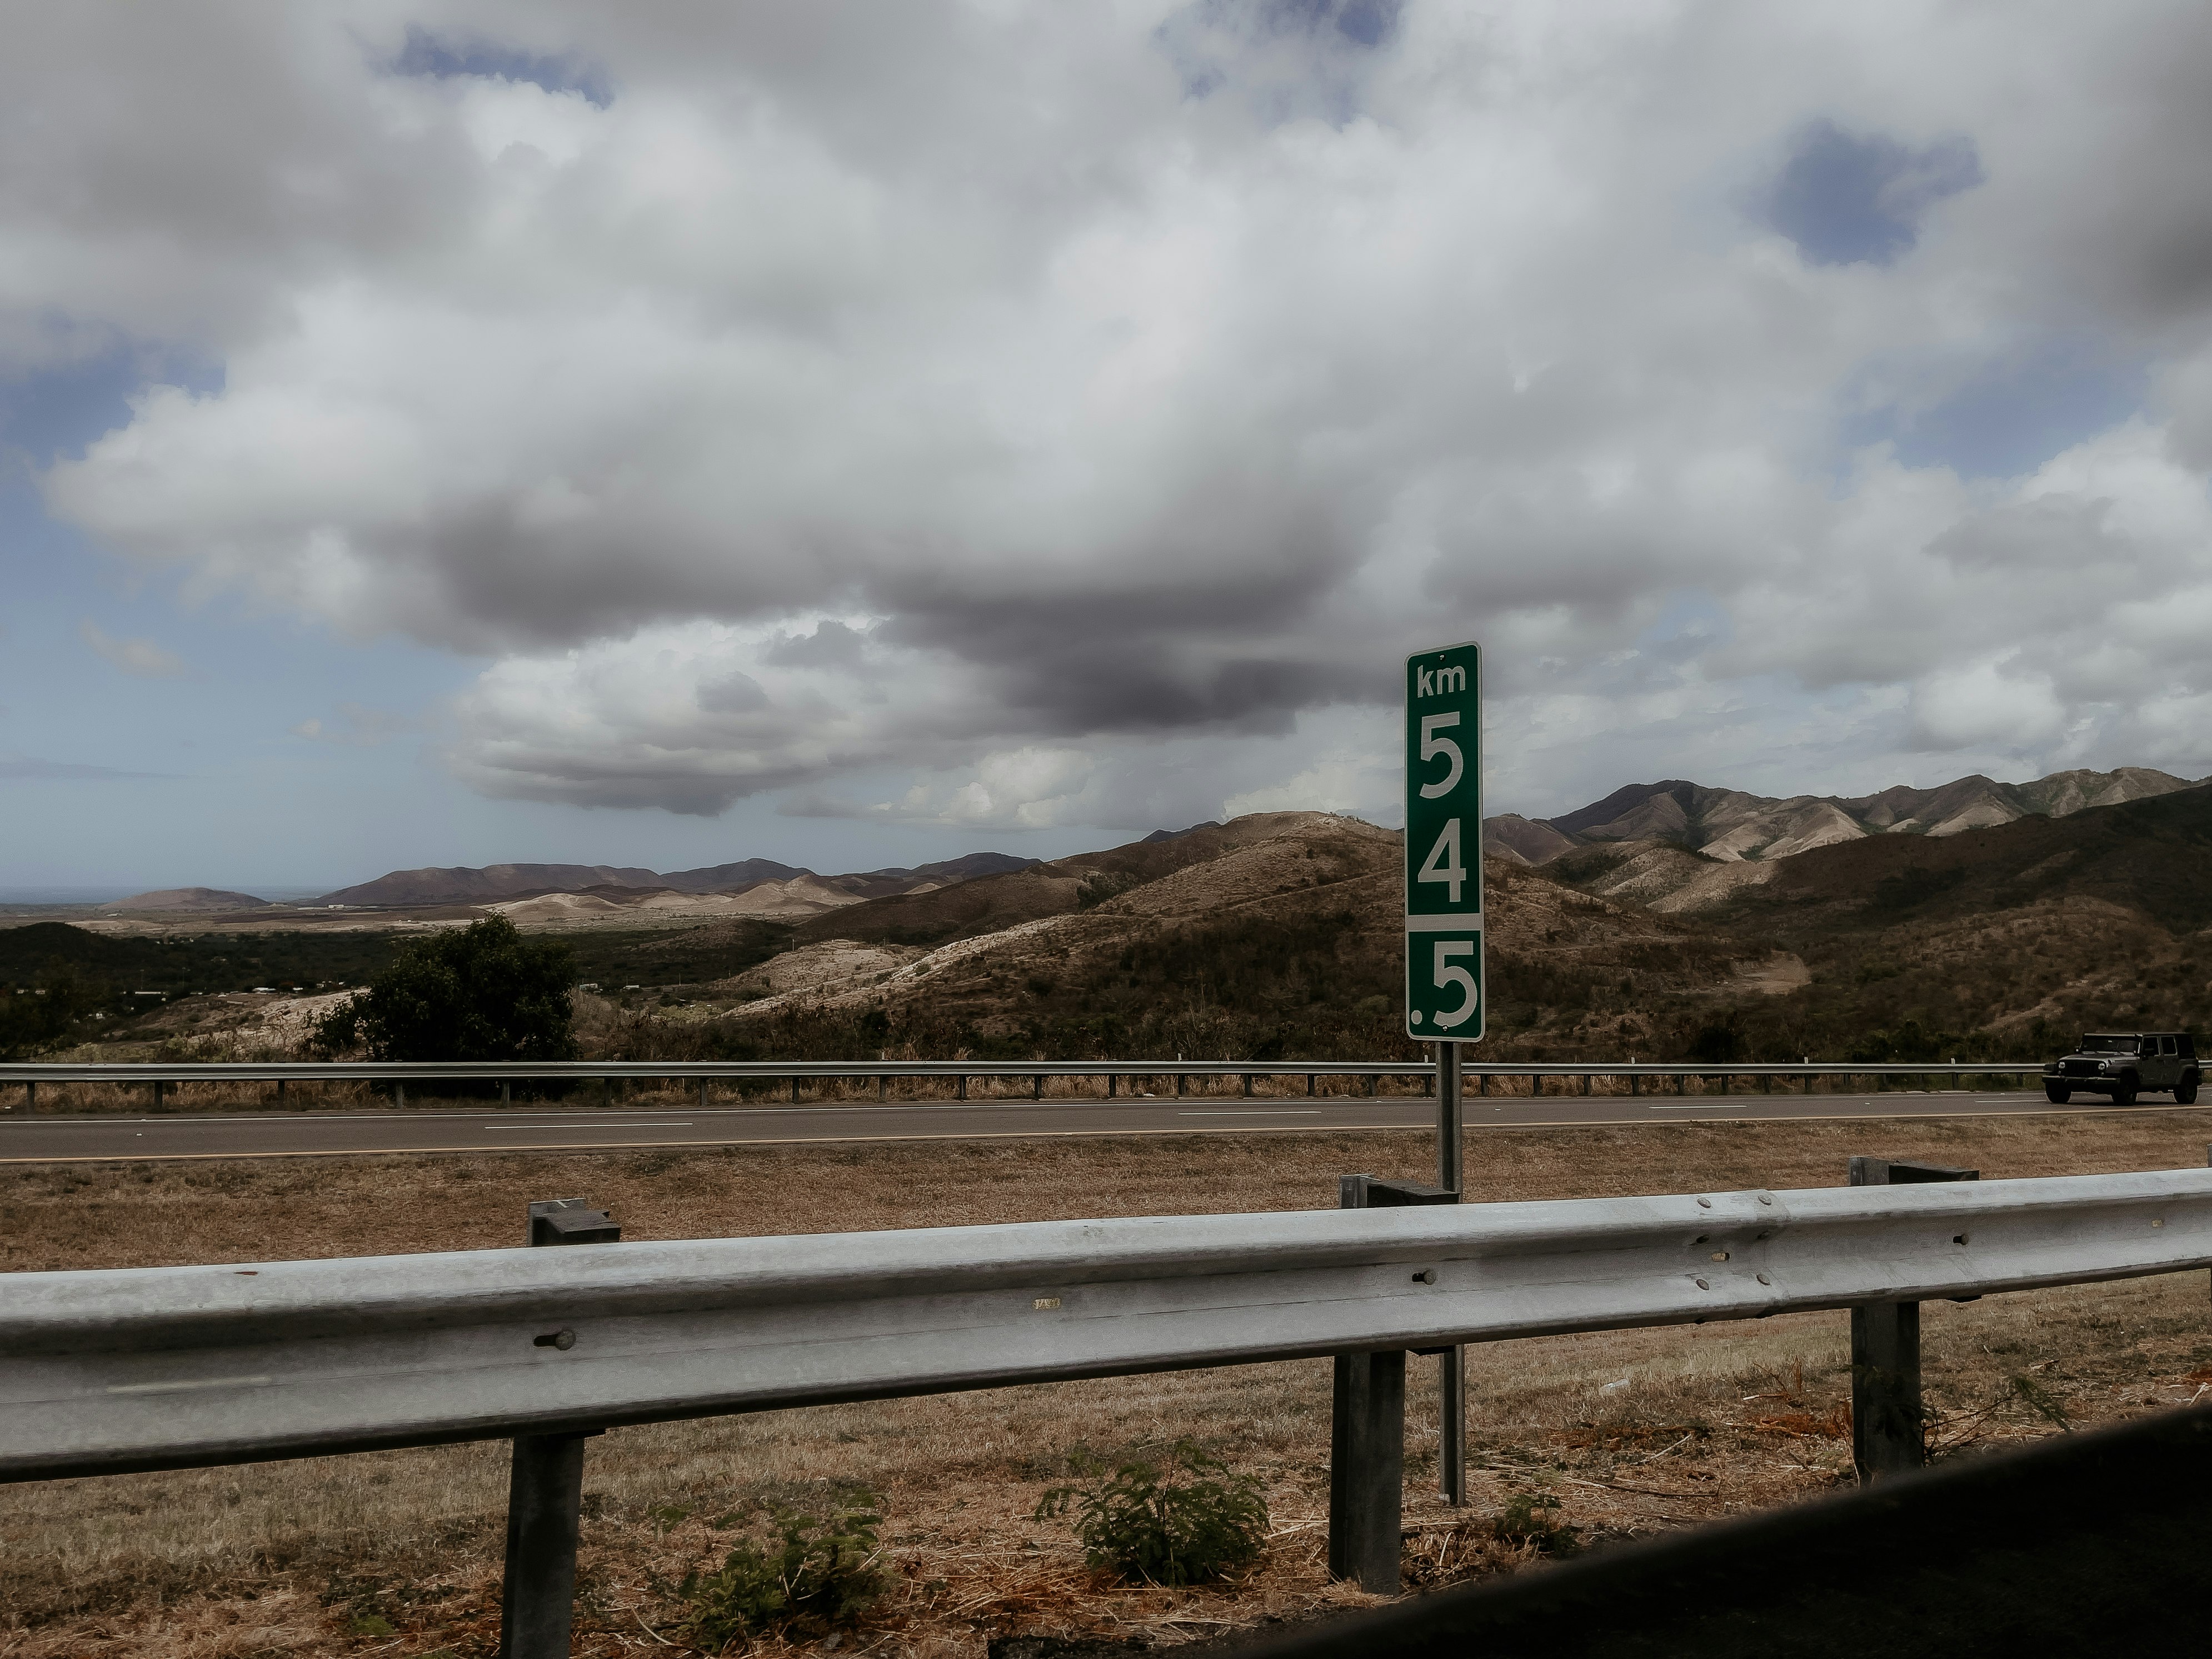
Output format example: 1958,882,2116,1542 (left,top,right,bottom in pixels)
4,1167,2208,1647
0,1056,2050,1110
